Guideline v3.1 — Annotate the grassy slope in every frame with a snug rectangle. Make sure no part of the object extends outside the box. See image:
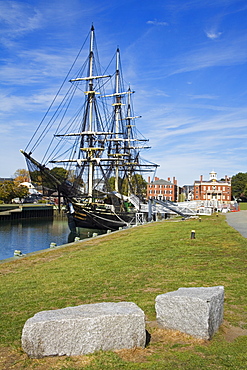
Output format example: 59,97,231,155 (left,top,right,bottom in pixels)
0,214,246,369
239,202,247,210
